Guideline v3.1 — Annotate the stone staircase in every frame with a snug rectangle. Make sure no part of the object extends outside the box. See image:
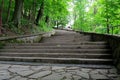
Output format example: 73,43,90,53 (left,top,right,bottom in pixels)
0,30,113,66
